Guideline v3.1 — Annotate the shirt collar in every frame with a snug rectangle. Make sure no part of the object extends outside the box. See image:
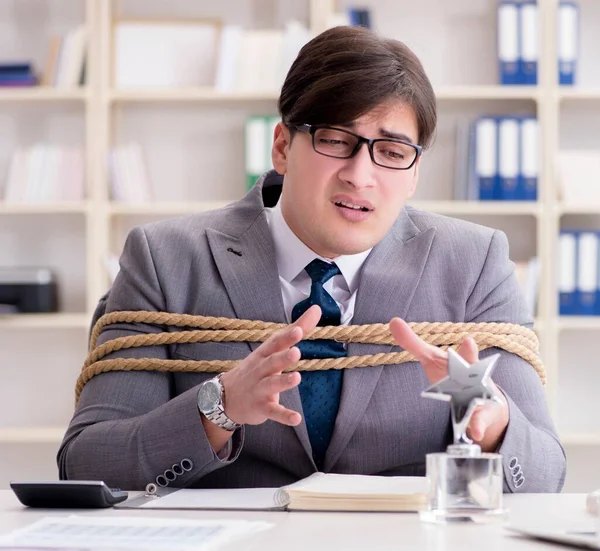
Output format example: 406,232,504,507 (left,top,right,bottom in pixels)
266,200,372,293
